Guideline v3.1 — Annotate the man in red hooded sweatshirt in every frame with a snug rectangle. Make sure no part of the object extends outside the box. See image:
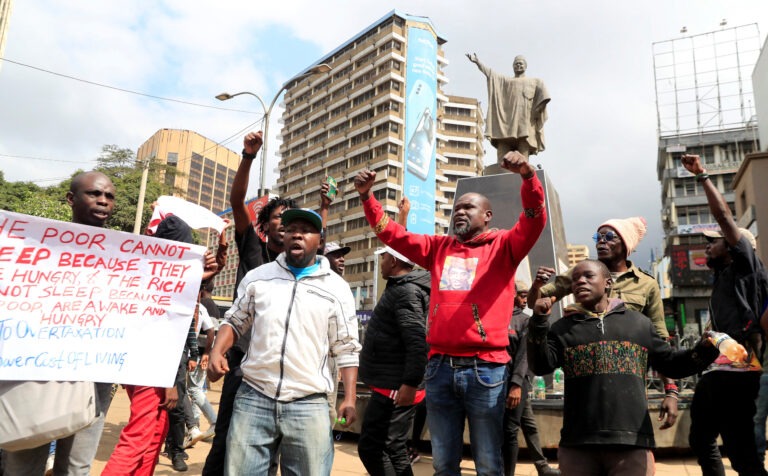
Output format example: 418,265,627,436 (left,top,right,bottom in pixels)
353,150,546,476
